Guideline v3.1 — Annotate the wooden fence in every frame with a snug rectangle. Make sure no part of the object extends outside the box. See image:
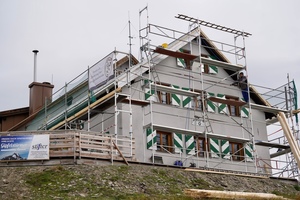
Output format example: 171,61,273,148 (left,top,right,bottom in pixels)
0,130,135,165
